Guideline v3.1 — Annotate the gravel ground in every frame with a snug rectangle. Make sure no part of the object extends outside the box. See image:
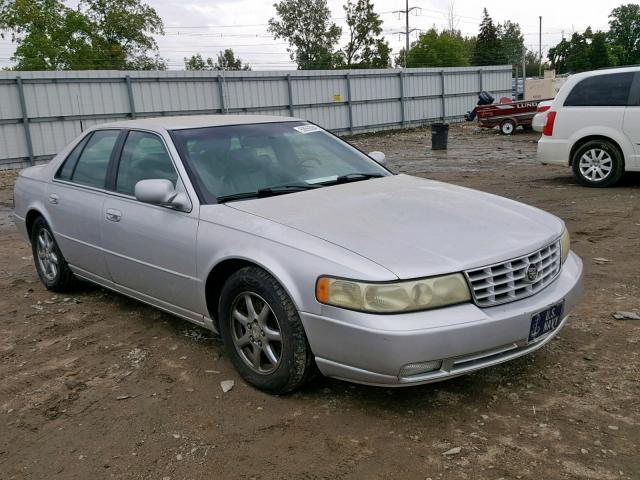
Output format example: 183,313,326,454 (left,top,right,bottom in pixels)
0,123,638,479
